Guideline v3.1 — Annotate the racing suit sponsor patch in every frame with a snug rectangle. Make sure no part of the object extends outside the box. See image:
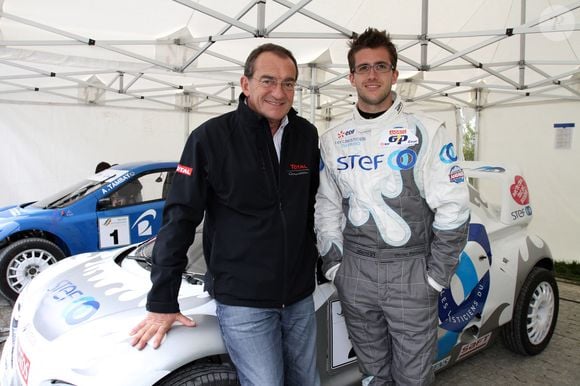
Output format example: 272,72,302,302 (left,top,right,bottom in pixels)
176,164,193,176
337,128,356,139
335,137,366,147
379,126,419,148
334,128,366,147
439,143,458,164
353,247,376,257
387,148,417,171
394,101,403,113
449,165,465,184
